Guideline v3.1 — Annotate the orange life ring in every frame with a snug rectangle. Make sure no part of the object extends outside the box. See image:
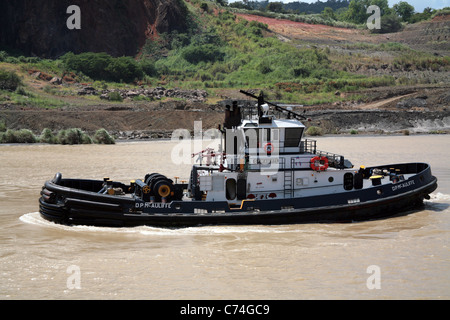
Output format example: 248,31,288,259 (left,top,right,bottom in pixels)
264,143,273,155
310,156,329,171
